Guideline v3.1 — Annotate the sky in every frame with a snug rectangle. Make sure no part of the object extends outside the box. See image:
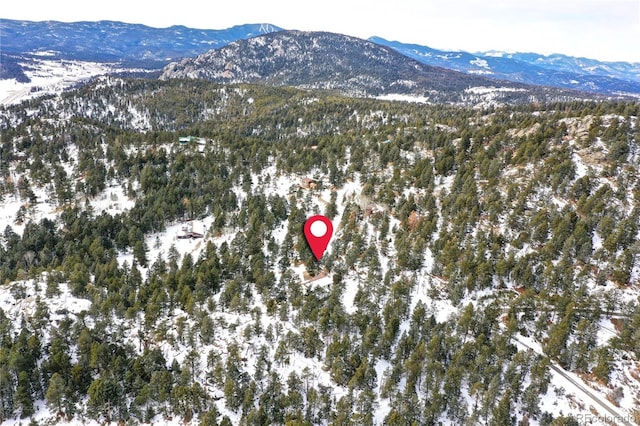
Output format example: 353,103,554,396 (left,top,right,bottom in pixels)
2,0,639,62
